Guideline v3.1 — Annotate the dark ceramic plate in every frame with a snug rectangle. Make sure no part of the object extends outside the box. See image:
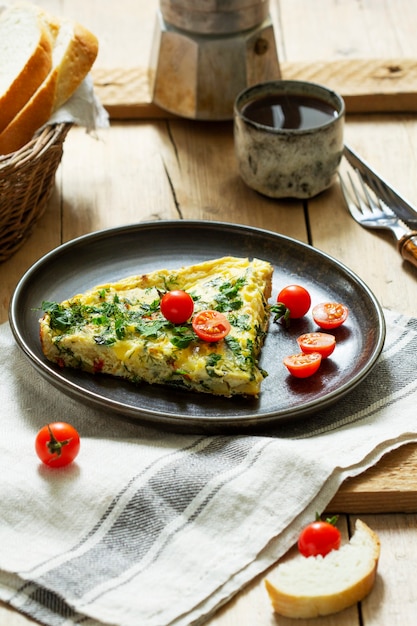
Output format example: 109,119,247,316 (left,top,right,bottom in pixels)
9,221,385,433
